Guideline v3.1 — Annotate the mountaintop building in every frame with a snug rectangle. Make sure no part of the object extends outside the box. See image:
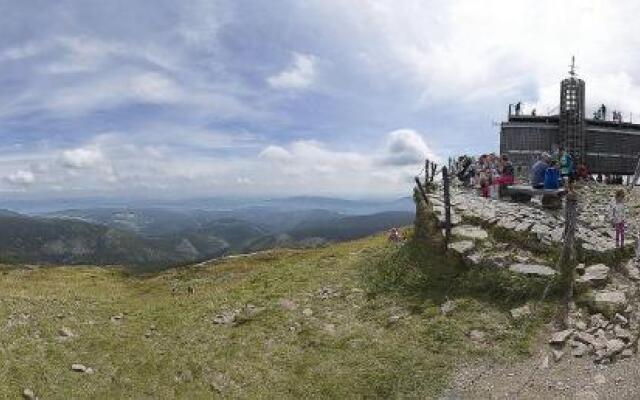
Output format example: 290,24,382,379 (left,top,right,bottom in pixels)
500,58,640,175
